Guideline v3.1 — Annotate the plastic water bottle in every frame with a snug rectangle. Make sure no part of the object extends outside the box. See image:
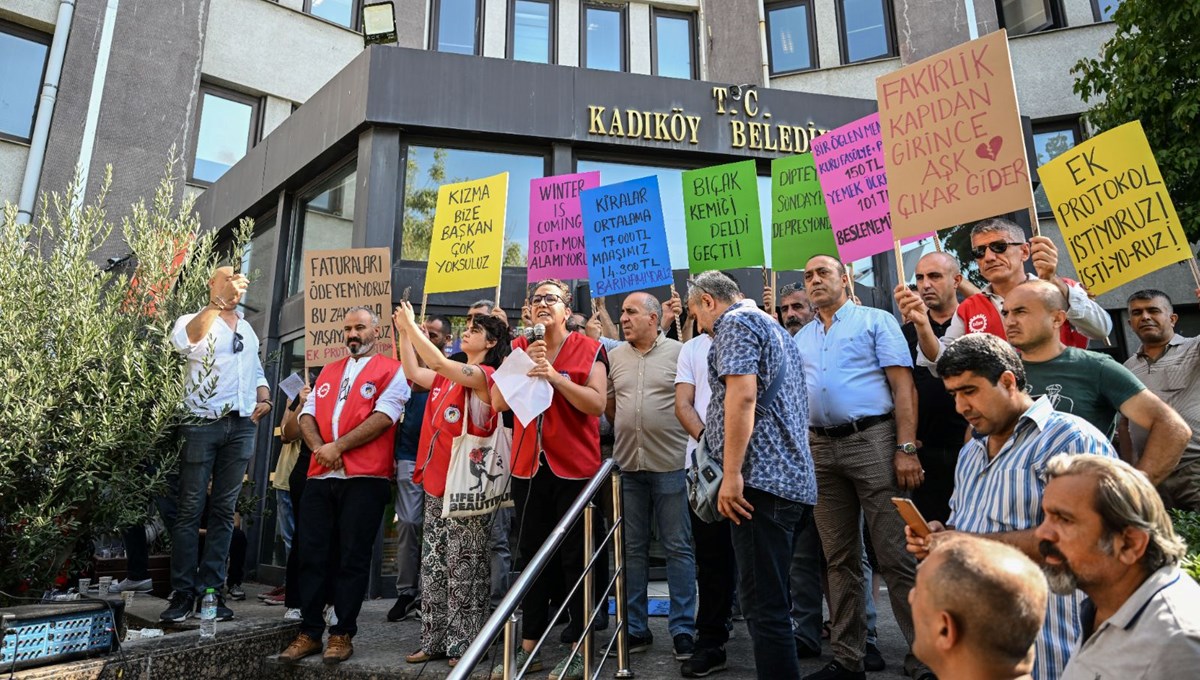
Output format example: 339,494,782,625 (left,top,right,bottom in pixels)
199,588,217,638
